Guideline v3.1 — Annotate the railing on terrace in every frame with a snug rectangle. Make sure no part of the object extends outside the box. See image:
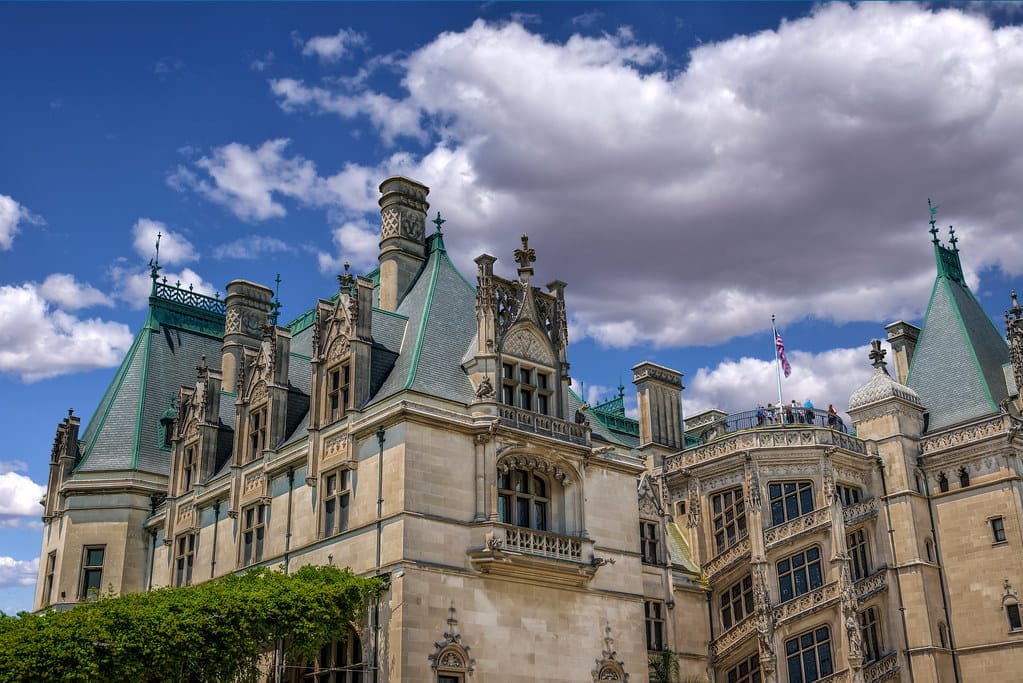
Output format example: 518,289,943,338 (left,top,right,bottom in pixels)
694,407,850,443
500,524,583,562
498,406,590,445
